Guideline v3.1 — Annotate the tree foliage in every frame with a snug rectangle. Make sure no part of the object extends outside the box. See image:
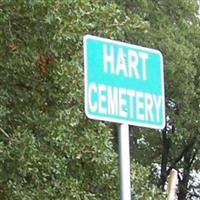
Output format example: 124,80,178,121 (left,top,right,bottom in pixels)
0,0,155,199
119,0,200,199
0,0,199,199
